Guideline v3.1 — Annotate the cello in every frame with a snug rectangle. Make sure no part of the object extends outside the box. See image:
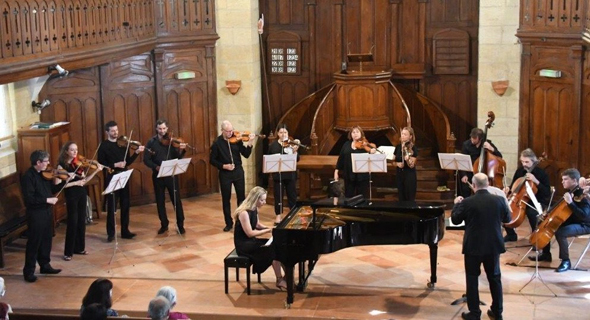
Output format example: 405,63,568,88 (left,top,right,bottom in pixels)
529,186,584,249
472,111,507,188
503,155,545,228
